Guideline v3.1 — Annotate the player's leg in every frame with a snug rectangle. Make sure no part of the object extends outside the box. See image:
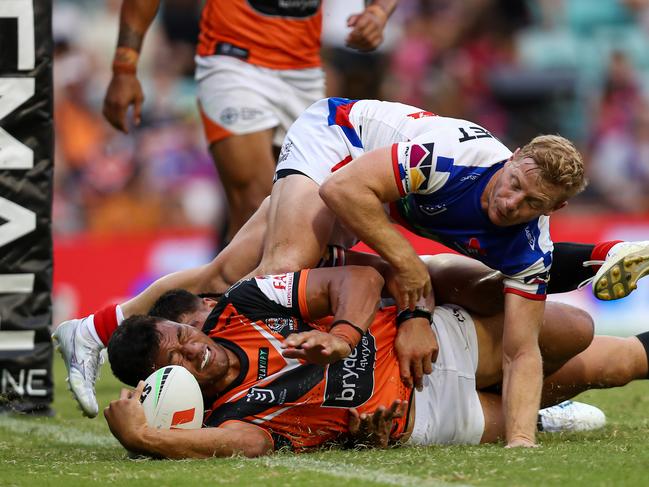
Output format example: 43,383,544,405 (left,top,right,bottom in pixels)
196,55,287,243
208,130,275,243
541,332,649,407
250,98,359,276
551,240,649,300
252,173,336,276
471,301,594,389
